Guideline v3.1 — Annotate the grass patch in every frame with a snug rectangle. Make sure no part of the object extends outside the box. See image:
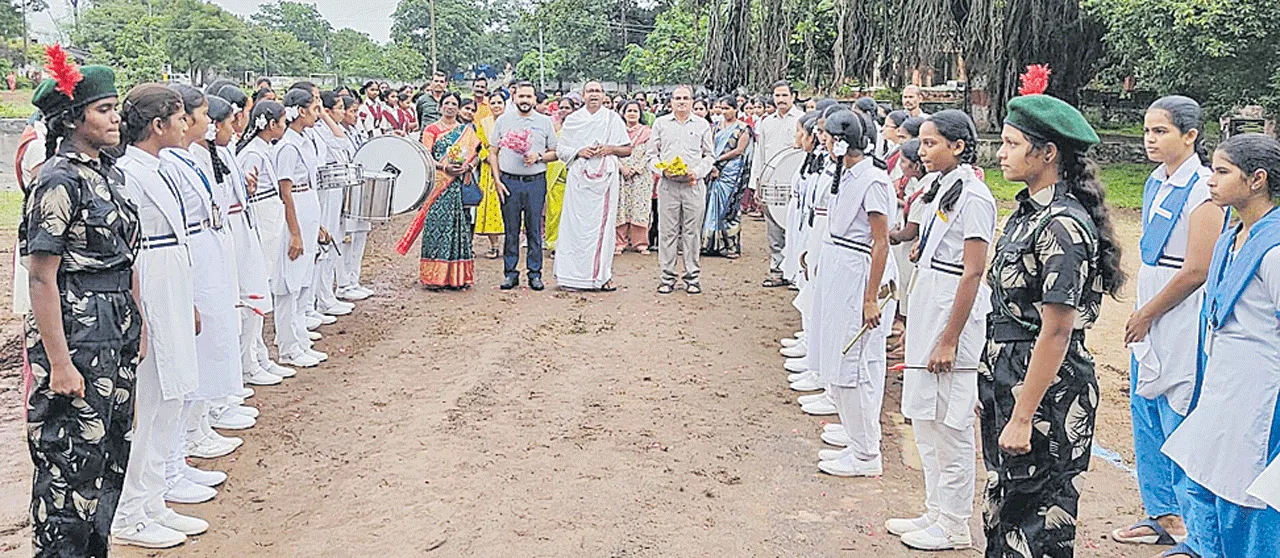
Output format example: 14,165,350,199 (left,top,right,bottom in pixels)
982,162,1148,211
0,101,33,118
1,190,22,230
